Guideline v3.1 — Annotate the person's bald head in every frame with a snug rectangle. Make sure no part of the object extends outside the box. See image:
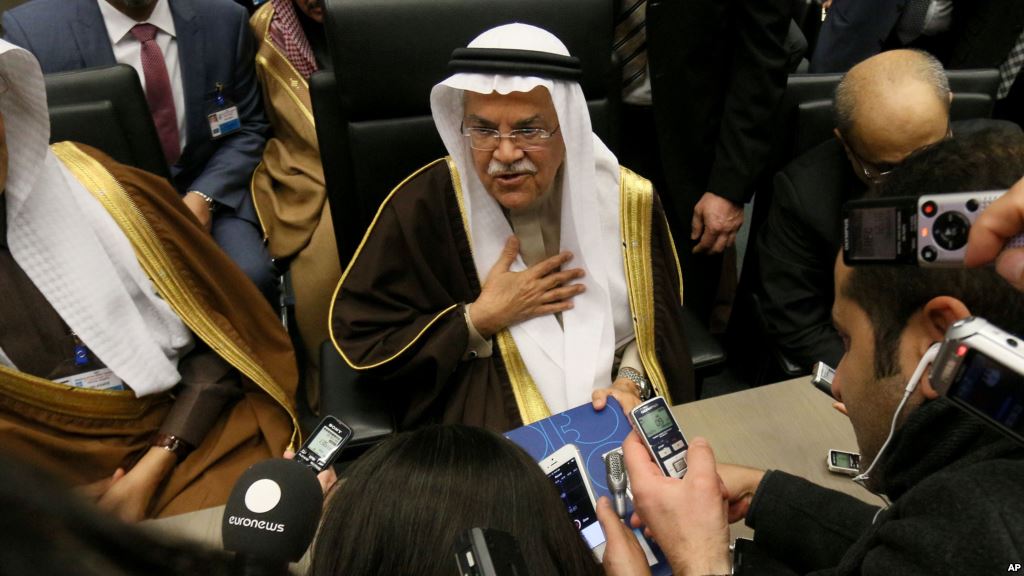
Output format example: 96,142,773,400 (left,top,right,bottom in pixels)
834,50,951,185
